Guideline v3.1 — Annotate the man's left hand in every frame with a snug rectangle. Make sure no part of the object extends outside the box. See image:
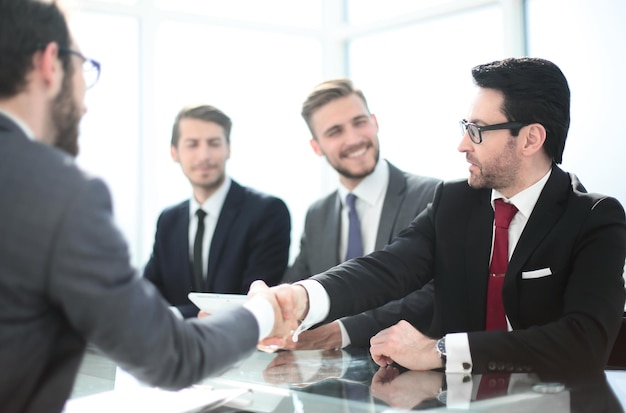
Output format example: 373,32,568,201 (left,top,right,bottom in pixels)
370,320,443,370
